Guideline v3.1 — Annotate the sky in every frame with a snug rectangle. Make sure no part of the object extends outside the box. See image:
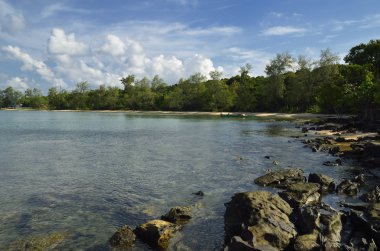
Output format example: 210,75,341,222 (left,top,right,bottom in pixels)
1,0,380,92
